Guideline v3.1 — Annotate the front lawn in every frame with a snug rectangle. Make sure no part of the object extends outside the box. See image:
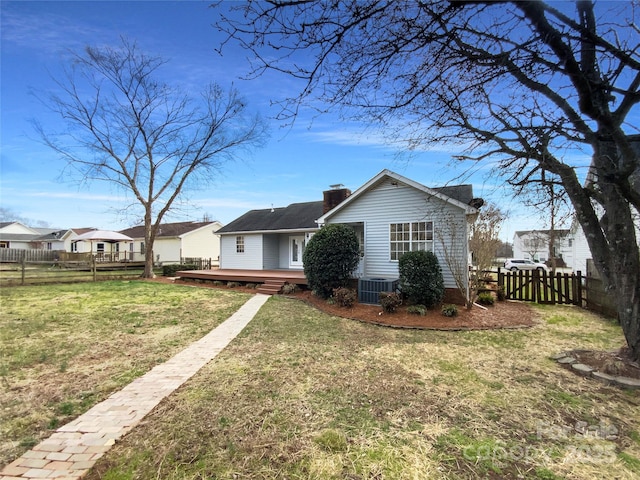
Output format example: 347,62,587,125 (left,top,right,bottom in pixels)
0,281,251,467
84,296,639,479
